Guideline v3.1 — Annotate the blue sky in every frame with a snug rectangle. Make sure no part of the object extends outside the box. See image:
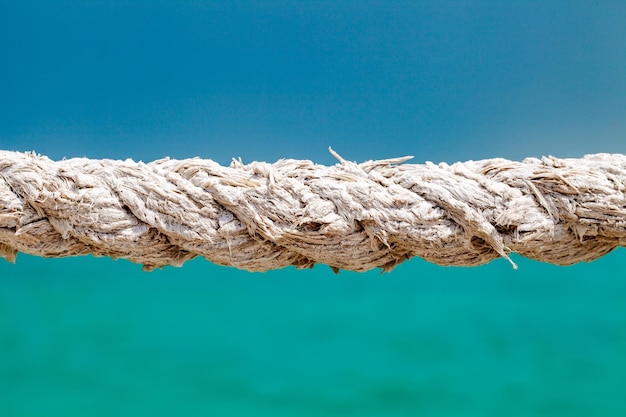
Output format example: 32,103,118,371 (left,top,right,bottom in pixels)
1,1,625,165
